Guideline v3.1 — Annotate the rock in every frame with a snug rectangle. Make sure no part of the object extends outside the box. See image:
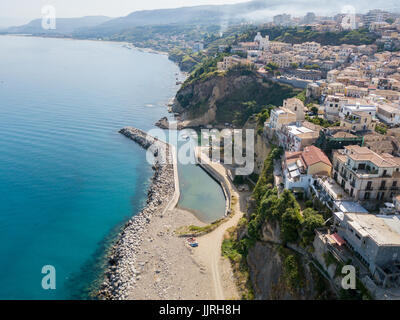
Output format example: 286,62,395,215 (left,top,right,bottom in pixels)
96,127,176,300
155,117,169,129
